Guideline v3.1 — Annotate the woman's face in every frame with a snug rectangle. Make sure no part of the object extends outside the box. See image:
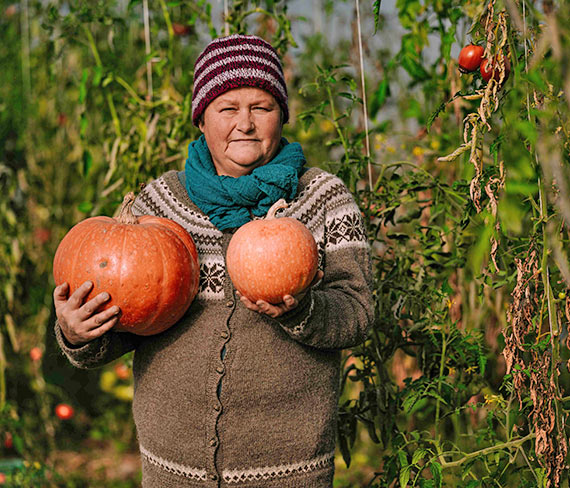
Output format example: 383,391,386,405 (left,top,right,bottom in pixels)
199,87,283,178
